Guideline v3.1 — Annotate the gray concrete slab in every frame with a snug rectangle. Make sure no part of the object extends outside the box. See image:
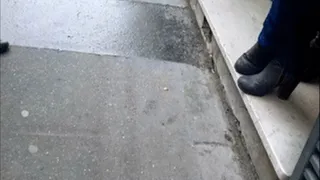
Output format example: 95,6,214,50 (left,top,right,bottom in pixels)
0,46,256,180
0,0,208,66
